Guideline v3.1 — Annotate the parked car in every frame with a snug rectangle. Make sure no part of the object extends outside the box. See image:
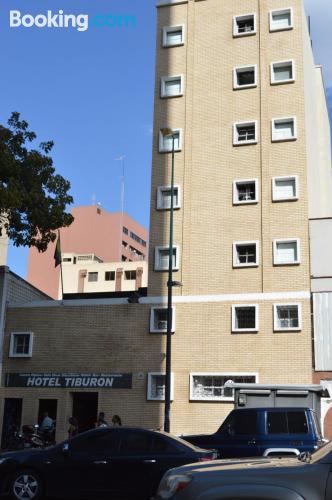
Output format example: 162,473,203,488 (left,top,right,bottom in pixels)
0,426,218,500
155,440,332,500
182,407,324,458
